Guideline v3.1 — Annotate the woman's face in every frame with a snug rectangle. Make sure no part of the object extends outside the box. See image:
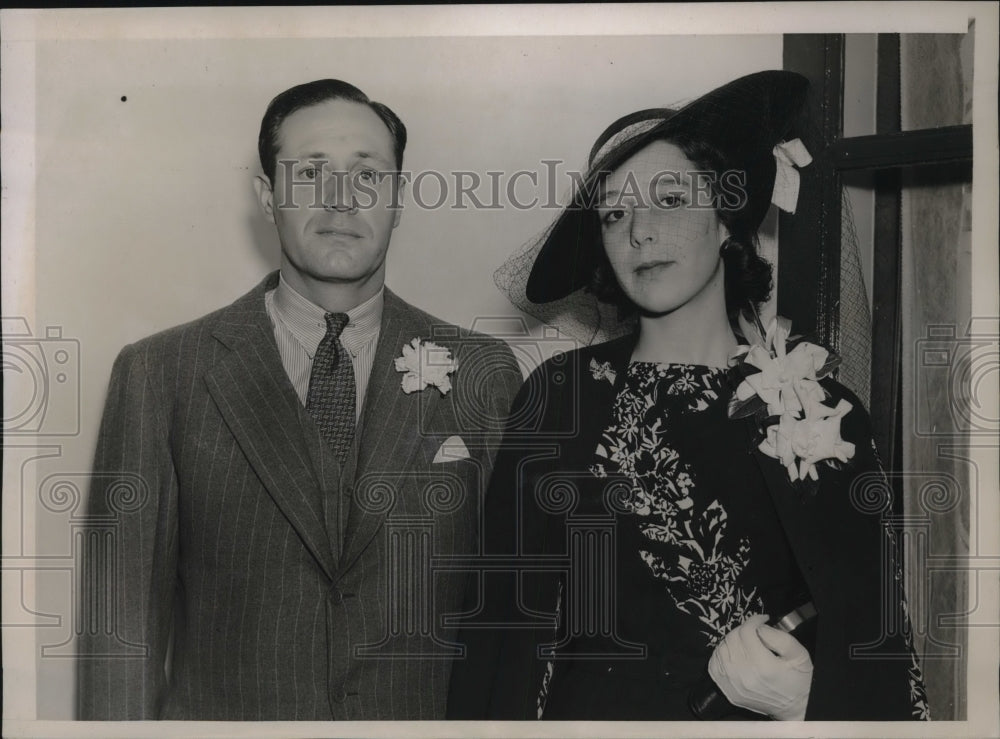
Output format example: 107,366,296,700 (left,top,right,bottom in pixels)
599,139,727,316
